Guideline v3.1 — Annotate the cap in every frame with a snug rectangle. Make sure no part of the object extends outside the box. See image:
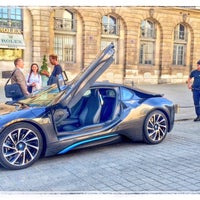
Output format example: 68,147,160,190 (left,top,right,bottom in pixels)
197,60,200,65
